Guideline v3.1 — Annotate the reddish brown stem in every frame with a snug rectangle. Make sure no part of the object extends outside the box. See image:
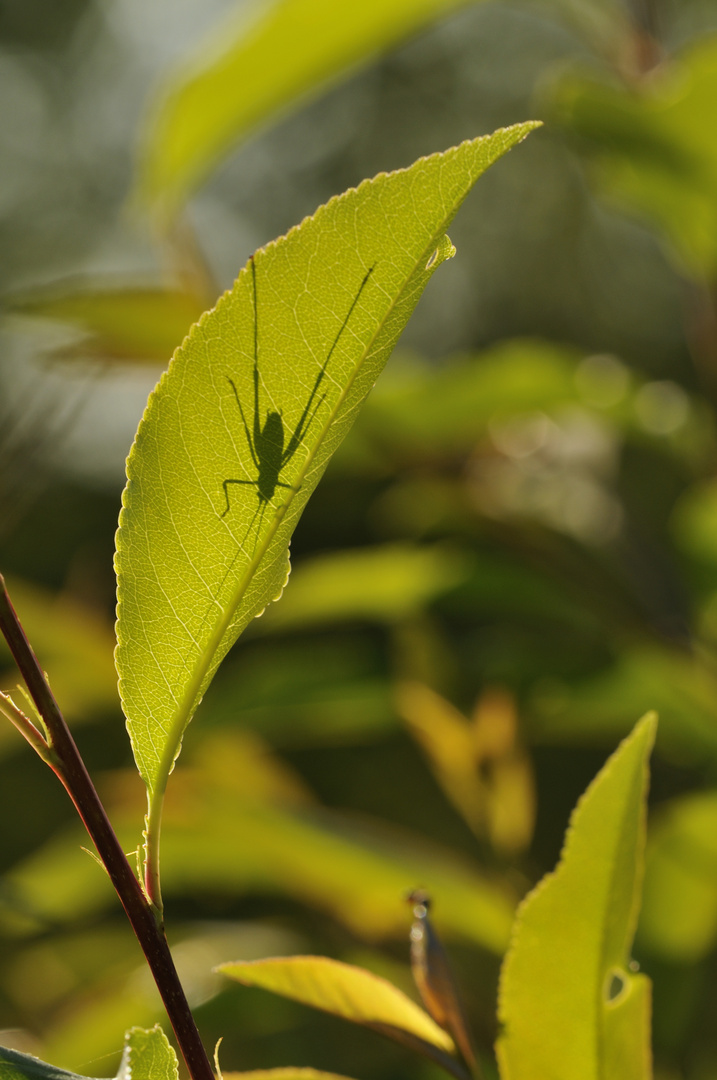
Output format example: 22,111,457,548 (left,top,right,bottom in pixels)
0,574,213,1080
